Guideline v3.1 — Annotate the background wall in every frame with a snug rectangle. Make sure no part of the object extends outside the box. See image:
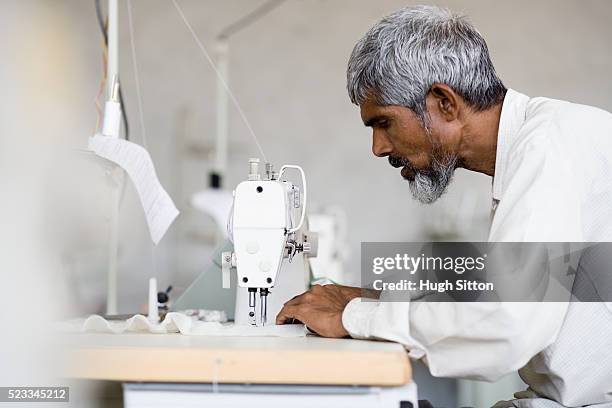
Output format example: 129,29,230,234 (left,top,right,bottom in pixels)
3,1,612,407
62,0,612,311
